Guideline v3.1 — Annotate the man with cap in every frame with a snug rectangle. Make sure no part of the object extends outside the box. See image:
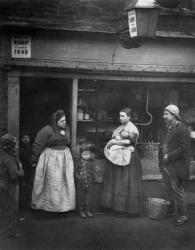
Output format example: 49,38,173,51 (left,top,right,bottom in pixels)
158,104,191,226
